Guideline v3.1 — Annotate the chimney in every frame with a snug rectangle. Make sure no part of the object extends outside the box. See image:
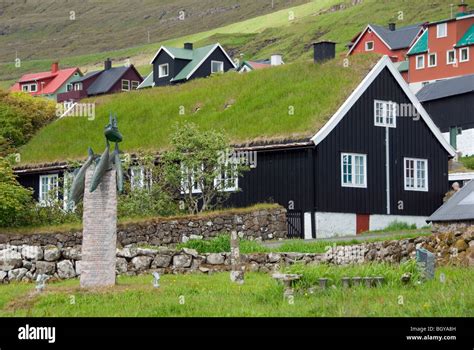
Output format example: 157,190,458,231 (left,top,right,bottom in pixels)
51,62,59,73
104,58,112,70
312,41,336,64
270,54,283,66
388,22,396,31
184,42,193,50
458,1,469,13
